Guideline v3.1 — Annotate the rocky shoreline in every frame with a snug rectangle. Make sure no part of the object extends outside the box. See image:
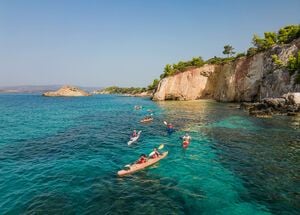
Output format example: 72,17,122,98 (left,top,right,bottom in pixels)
92,90,152,98
240,92,300,118
152,38,300,102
